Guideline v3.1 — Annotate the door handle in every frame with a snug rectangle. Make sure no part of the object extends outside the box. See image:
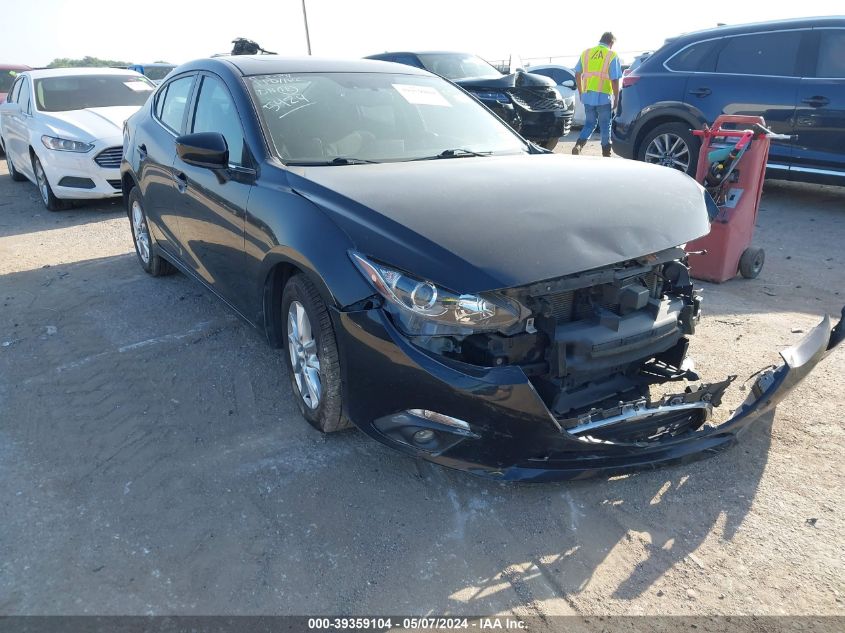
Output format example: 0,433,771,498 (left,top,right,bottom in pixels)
801,96,830,108
137,143,147,159
689,87,711,97
174,171,188,192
